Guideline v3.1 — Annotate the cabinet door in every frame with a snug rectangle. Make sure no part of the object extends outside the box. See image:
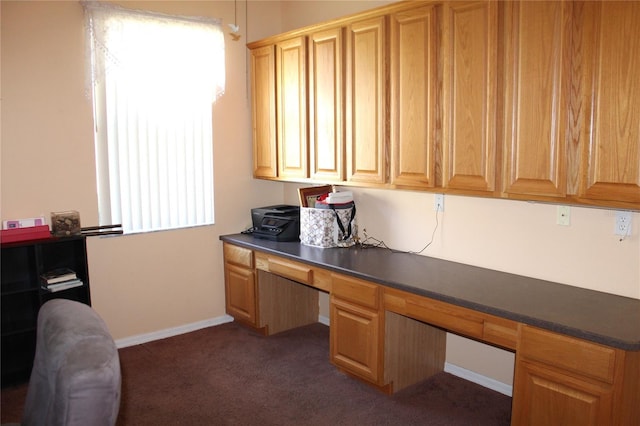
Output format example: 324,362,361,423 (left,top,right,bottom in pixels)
389,4,437,189
276,36,308,179
330,296,382,384
503,1,572,199
578,1,640,205
513,360,614,425
309,27,344,182
513,325,618,424
442,1,497,193
345,16,387,184
224,263,257,326
250,45,277,178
